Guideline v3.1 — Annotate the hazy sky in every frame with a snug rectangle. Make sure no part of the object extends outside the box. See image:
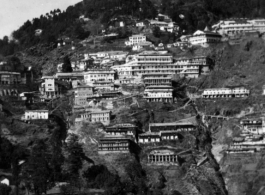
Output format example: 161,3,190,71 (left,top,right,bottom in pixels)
0,0,81,38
